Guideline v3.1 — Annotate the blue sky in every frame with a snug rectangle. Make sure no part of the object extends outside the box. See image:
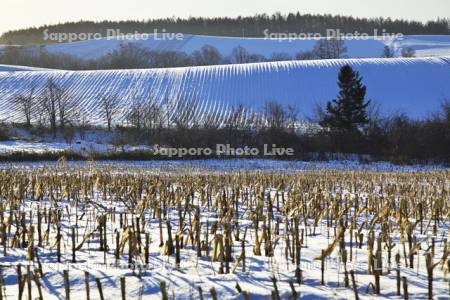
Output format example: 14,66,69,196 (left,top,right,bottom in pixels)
1,0,449,34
